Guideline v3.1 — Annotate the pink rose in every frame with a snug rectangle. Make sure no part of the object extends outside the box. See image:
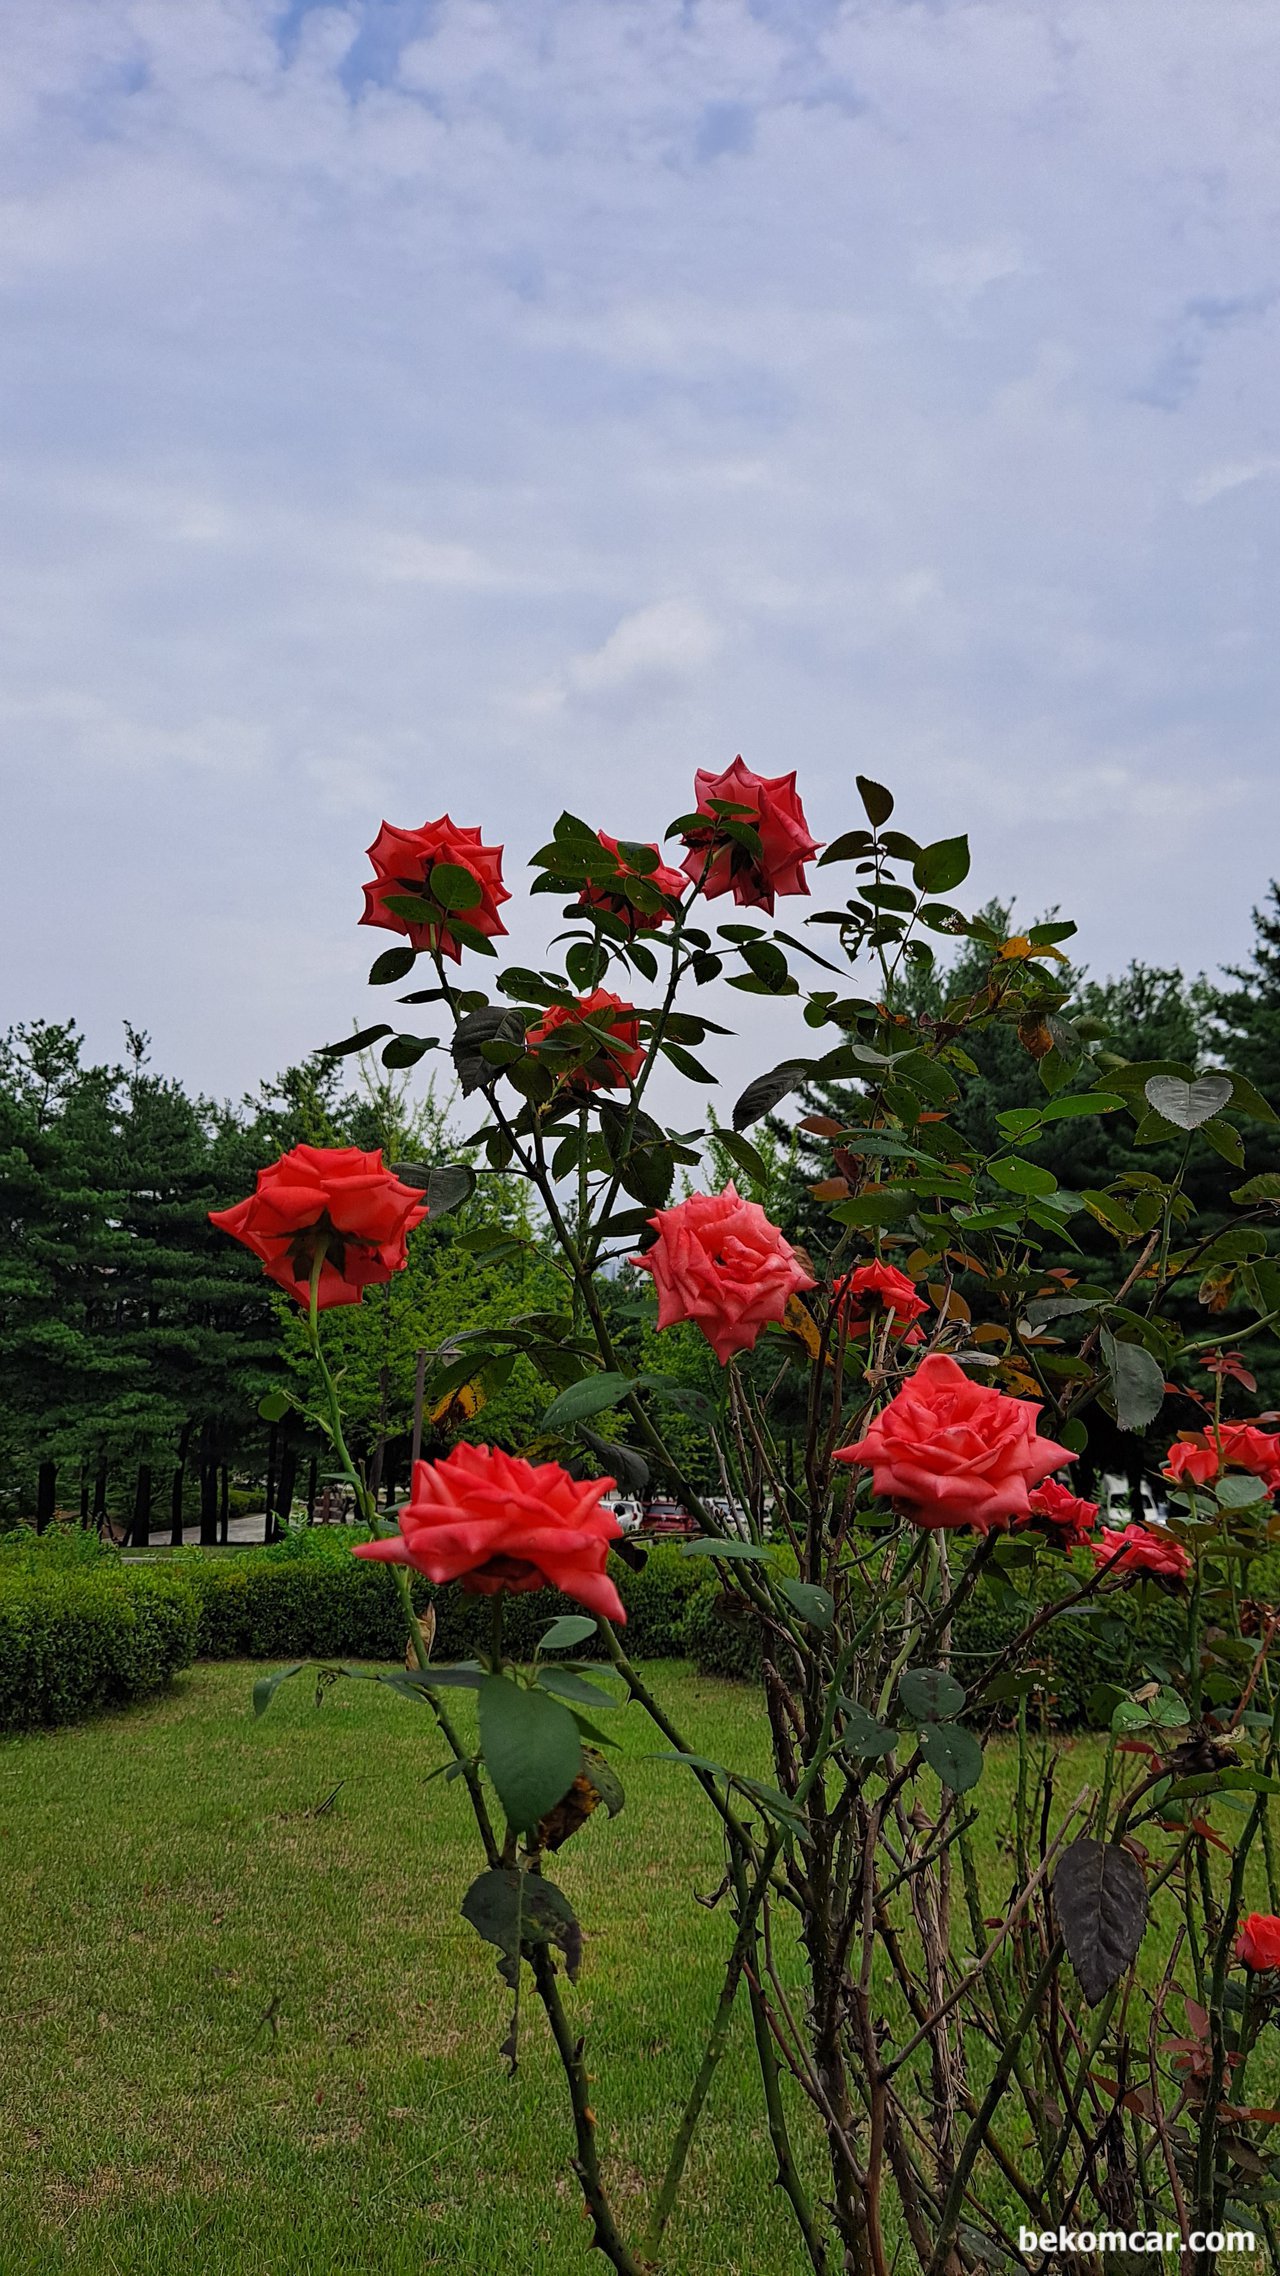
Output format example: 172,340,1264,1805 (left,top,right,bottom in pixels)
1090,1524,1191,1583
632,1183,816,1365
353,1444,626,1622
834,1354,1075,1533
